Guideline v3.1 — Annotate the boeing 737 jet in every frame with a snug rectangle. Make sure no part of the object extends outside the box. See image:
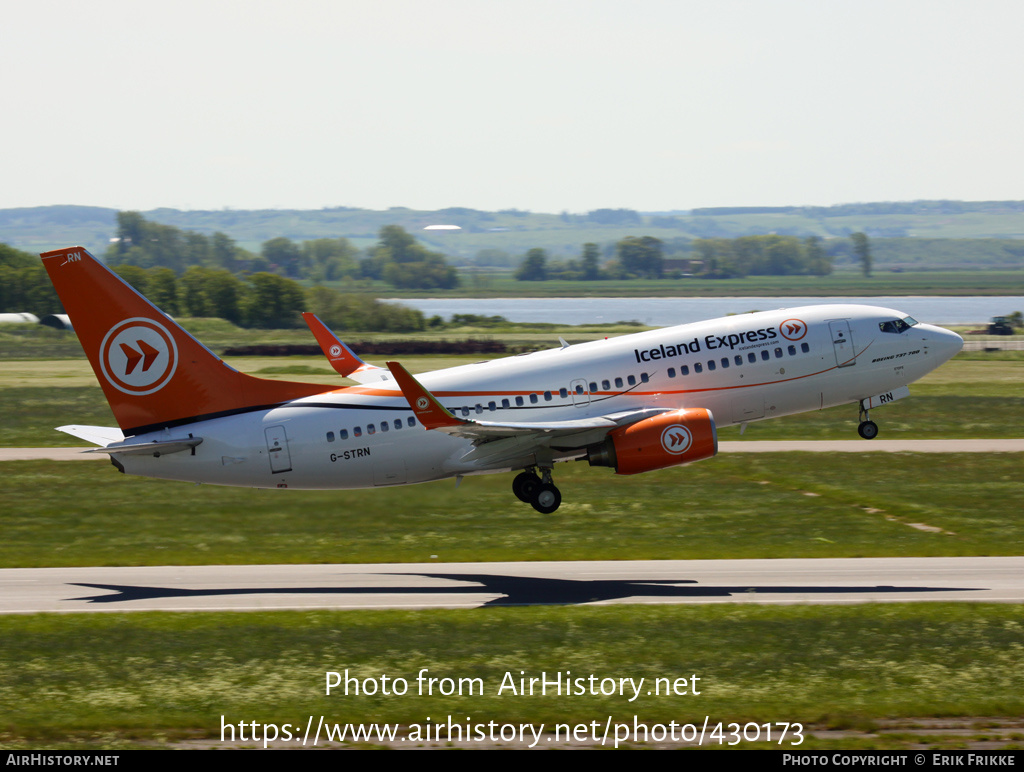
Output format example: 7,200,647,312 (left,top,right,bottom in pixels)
41,246,963,513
